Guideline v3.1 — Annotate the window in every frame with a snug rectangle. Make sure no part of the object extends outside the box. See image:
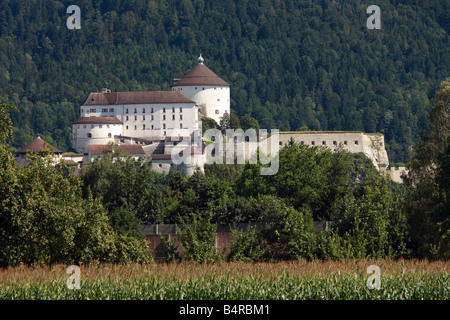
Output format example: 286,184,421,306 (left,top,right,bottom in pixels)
217,99,220,101
322,141,326,145
134,125,137,130
151,108,154,113
126,116,129,121
180,115,183,120
311,141,315,145
180,107,183,113
134,116,137,121
102,108,108,113
159,164,162,168
195,87,197,89
99,125,102,128
107,125,110,128
180,123,183,129
355,141,359,145
151,125,154,130
143,115,146,120
87,133,92,138
172,107,175,113
143,124,146,130
344,141,348,145
90,108,96,113
134,108,137,113
163,108,166,113
126,108,129,114
164,131,166,135
333,141,337,145
91,125,94,128
163,115,166,121
108,133,112,138
279,141,283,146
215,110,219,114
300,141,304,145
109,108,114,112
163,124,166,129
143,108,146,113
83,125,86,129
151,115,154,121
126,126,129,130
172,115,175,120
